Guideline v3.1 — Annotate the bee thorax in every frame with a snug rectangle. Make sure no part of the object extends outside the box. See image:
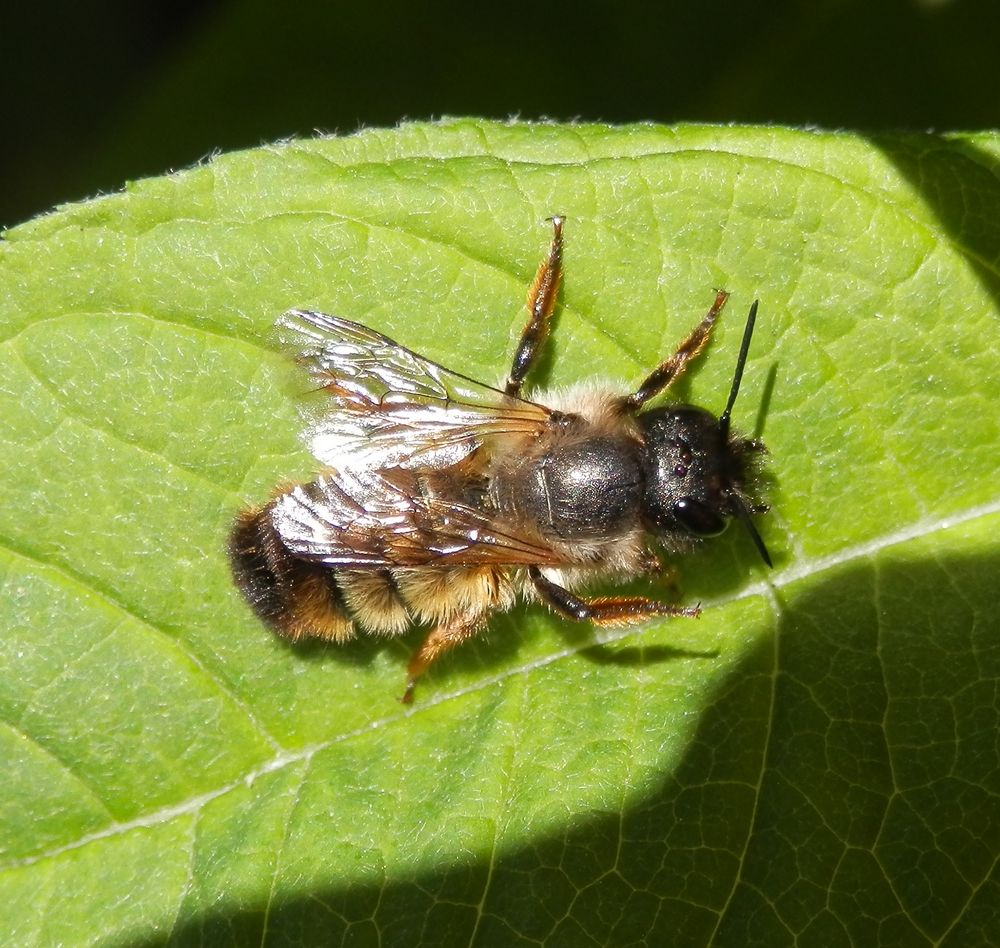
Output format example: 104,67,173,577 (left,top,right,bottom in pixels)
490,435,643,541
